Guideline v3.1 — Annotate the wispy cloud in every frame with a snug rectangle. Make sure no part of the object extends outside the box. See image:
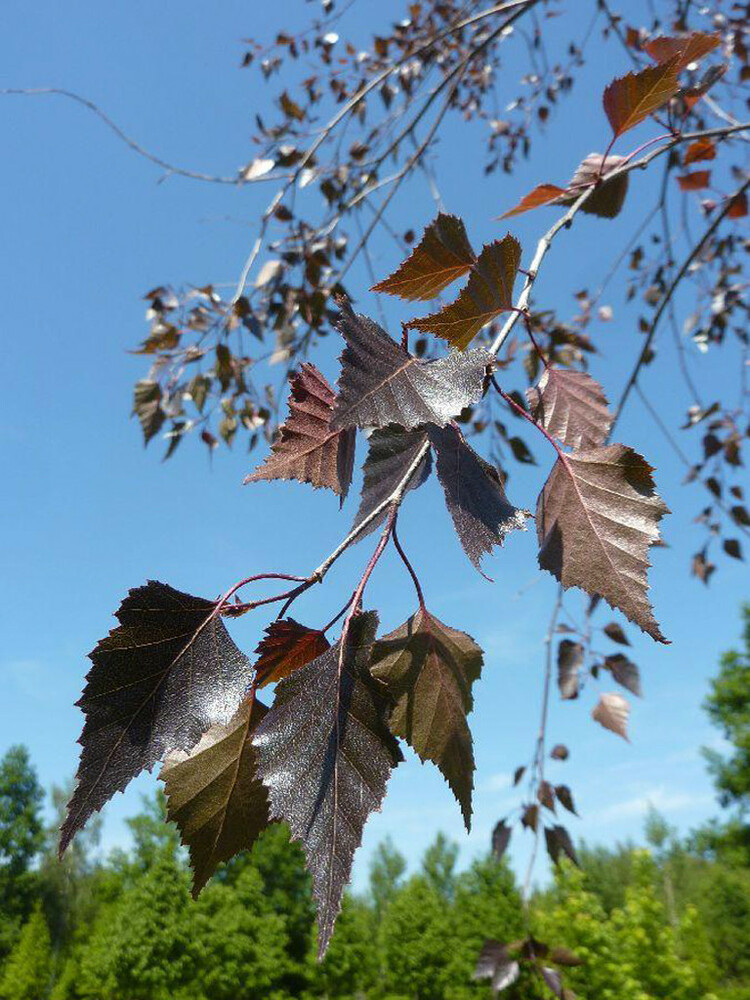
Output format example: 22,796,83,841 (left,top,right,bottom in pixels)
591,785,714,825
